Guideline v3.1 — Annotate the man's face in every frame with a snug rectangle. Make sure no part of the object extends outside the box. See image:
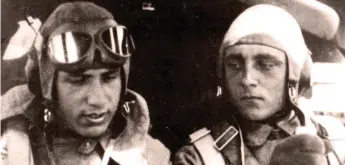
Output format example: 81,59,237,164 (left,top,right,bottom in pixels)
55,68,122,137
51,20,124,137
224,44,287,121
